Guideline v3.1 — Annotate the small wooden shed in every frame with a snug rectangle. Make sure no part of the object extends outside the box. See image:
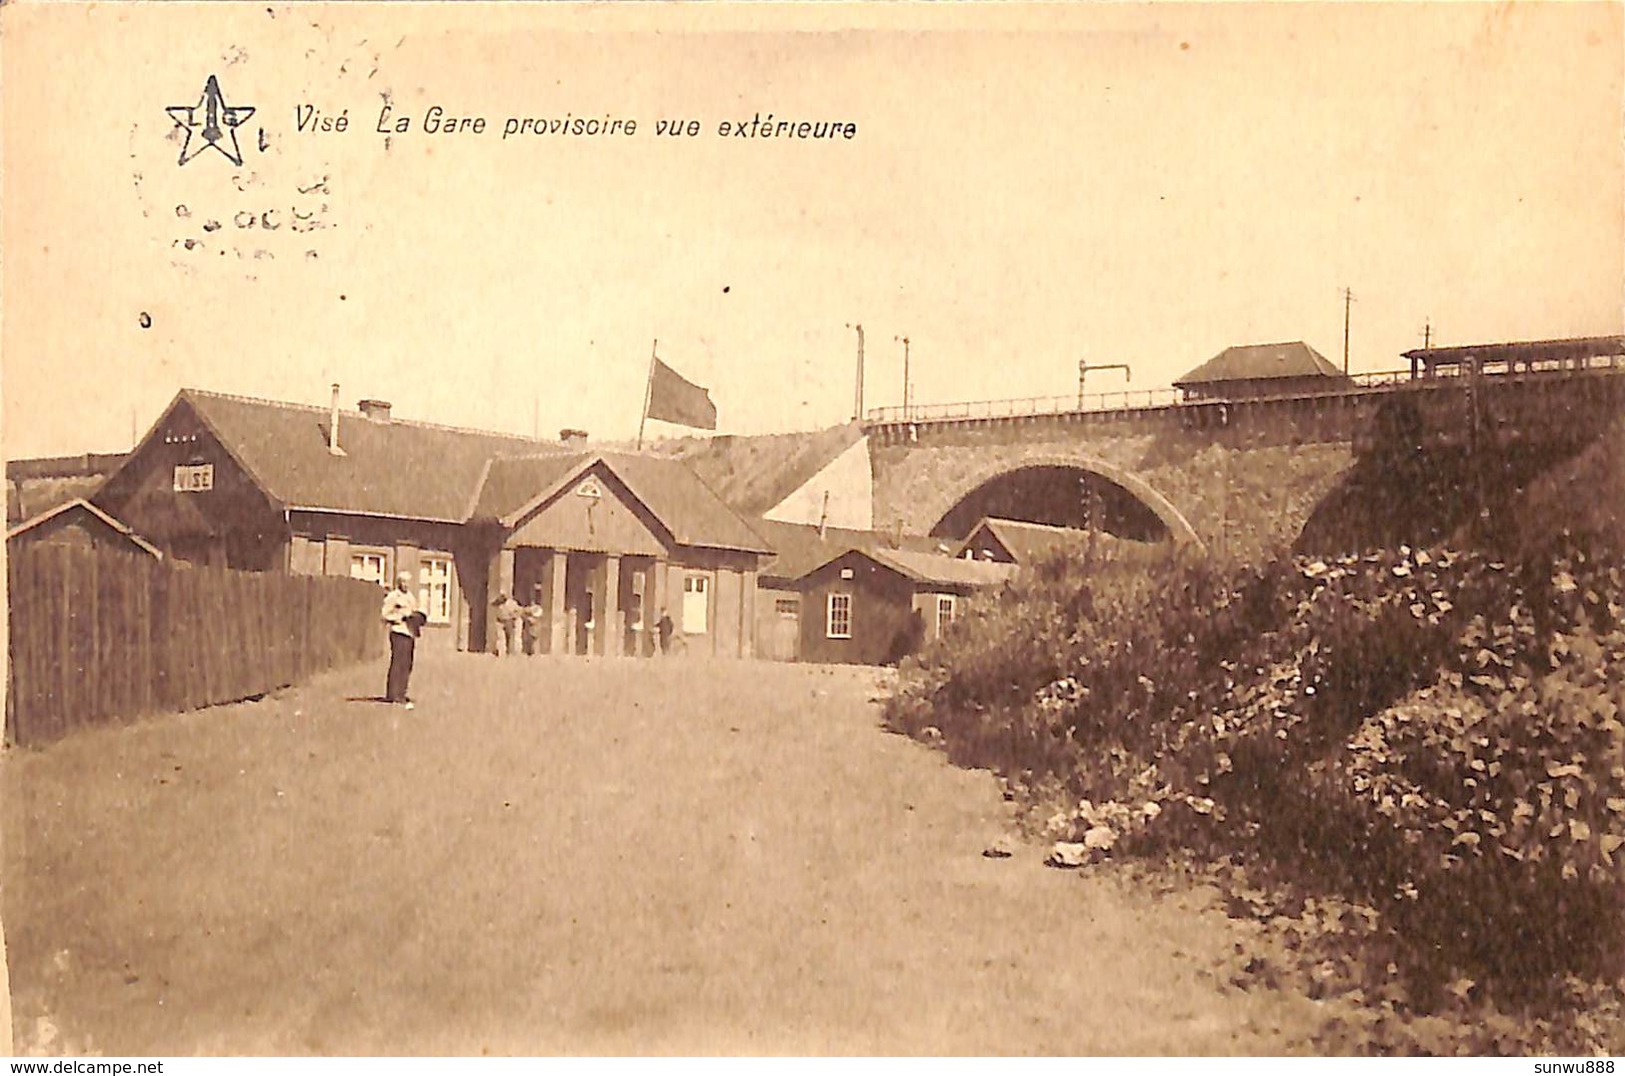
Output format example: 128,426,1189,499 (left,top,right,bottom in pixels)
793,547,1013,665
6,499,162,559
